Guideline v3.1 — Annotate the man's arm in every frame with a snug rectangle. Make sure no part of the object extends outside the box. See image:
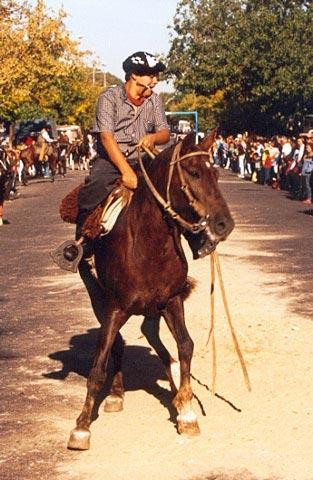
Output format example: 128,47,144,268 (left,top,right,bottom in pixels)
100,131,138,189
138,94,170,150
139,128,170,151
